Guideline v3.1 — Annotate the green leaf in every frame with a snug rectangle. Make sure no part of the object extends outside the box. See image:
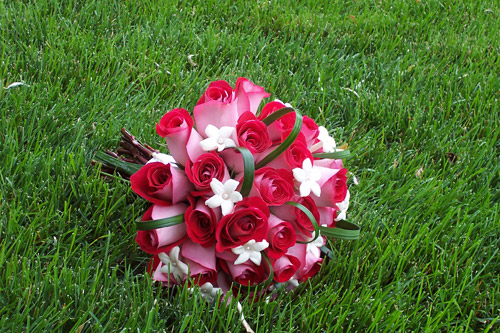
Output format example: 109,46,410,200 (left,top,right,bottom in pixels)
319,220,360,240
285,201,320,244
136,214,185,230
312,150,351,160
320,246,334,260
232,147,255,197
256,107,303,169
94,151,142,176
